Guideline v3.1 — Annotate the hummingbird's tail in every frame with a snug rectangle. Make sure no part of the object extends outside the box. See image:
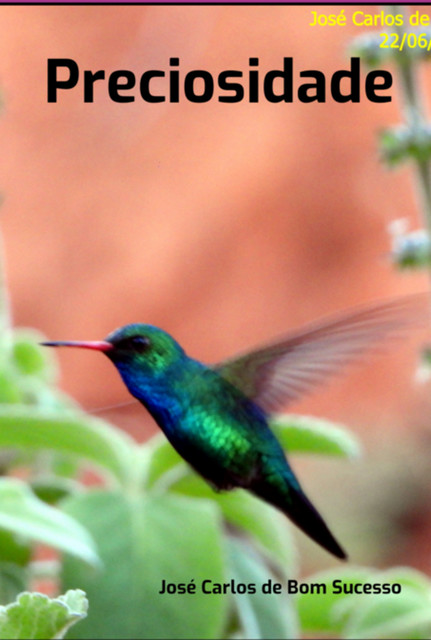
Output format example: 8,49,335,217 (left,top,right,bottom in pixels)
251,472,347,560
